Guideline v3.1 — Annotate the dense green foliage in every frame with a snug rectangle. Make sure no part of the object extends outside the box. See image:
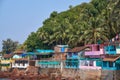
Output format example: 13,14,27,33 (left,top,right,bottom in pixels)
24,32,50,51
24,0,120,51
2,38,19,54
